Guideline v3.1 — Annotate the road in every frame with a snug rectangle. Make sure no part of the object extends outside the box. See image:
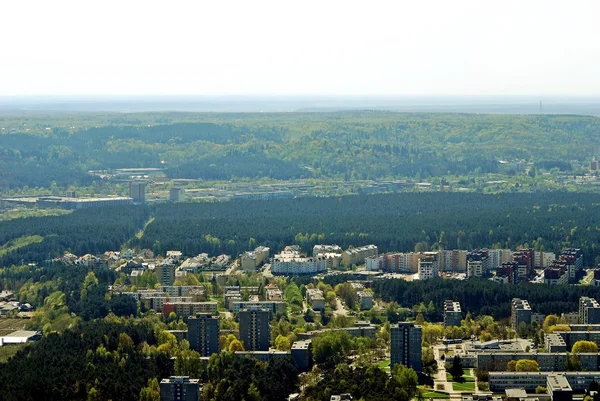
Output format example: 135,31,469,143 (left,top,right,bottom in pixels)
333,298,348,316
